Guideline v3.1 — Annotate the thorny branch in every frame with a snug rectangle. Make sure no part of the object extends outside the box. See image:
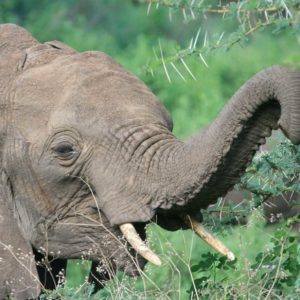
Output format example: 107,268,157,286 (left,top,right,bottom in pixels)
142,0,299,17
140,0,300,78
